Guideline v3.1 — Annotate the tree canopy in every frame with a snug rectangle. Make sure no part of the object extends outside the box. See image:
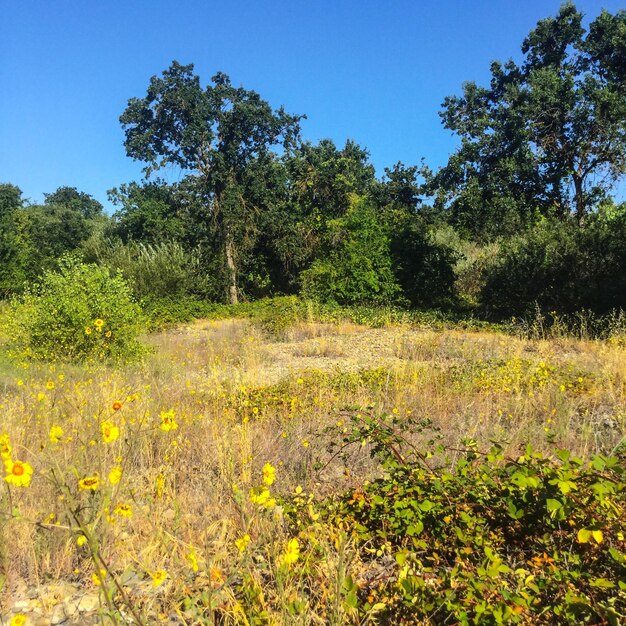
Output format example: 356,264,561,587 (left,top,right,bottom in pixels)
120,61,304,303
425,3,626,238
